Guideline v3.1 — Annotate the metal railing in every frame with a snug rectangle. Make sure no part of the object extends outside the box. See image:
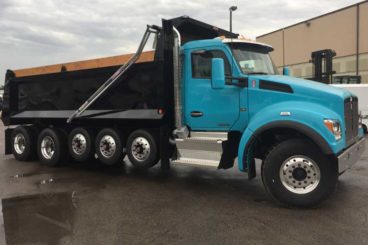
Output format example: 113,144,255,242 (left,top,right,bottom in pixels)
67,25,161,123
